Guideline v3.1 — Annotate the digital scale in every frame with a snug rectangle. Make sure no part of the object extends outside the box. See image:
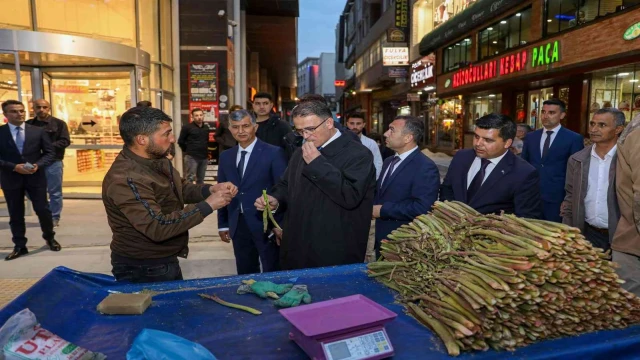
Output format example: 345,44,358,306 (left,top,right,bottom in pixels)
280,294,397,360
